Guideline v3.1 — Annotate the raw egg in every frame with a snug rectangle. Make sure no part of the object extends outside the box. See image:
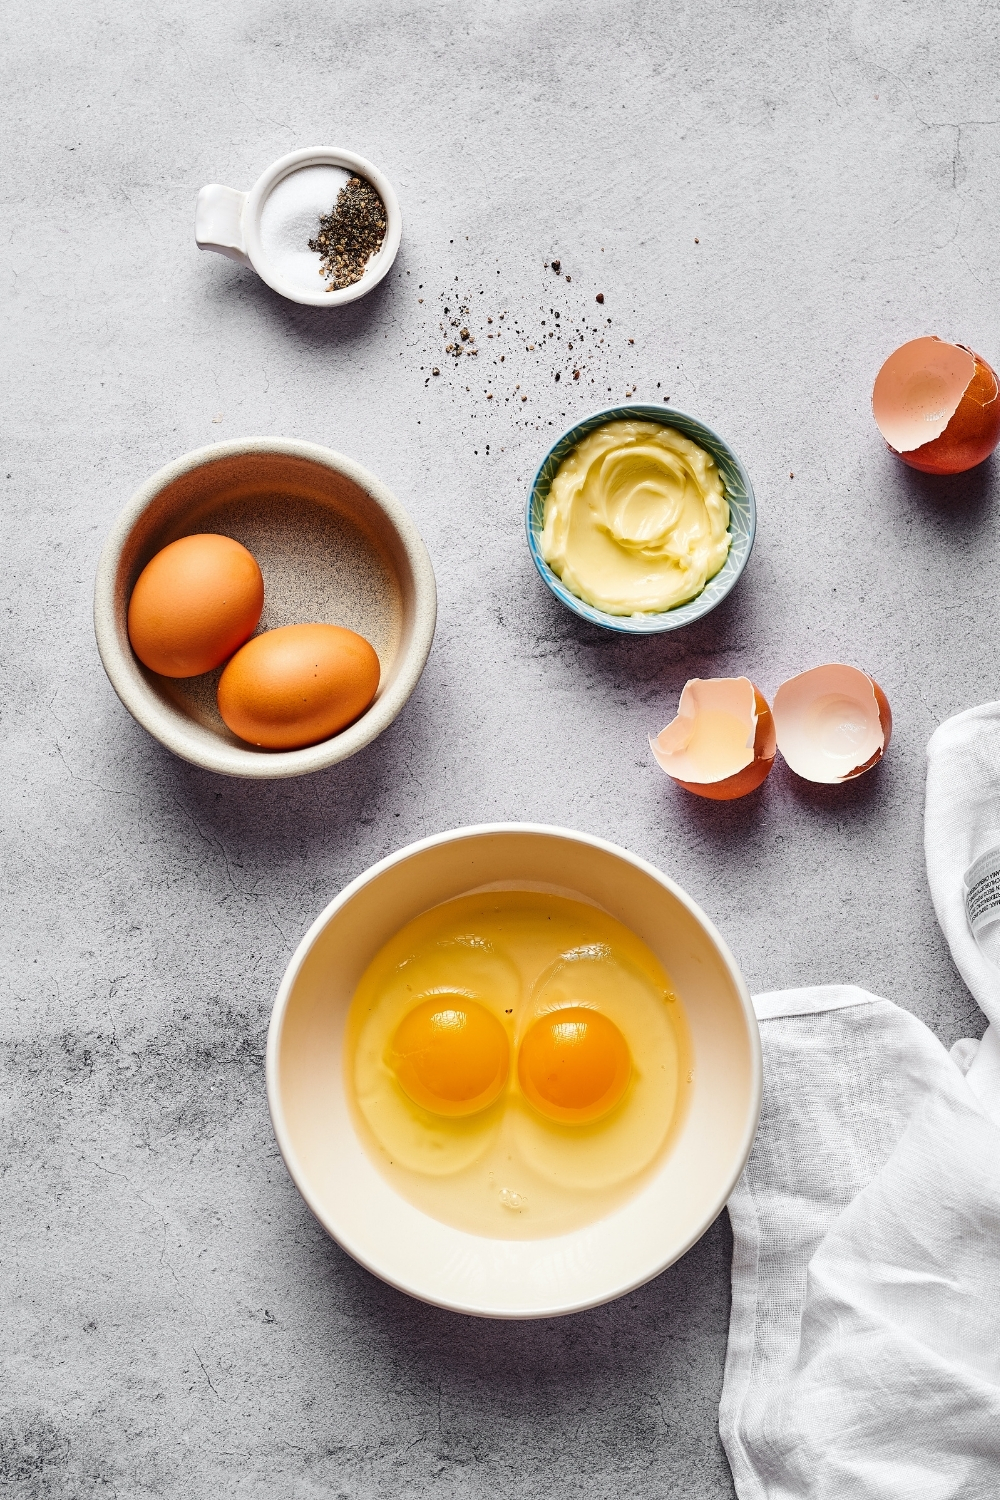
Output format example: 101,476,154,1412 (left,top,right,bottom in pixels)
872,336,1000,475
217,622,380,750
773,664,891,783
351,933,520,1180
127,533,264,677
511,939,680,1194
650,676,775,799
345,892,691,1239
